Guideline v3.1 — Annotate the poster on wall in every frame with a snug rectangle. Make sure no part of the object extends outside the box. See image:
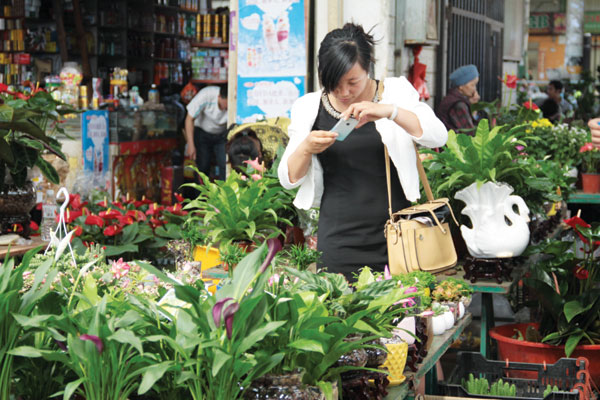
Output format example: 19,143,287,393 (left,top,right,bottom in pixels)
236,0,306,123
82,110,109,174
